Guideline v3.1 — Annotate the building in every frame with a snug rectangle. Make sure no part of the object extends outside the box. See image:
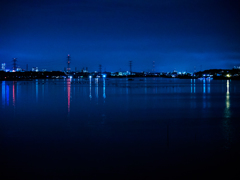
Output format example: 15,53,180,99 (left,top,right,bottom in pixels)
32,67,38,72
1,63,6,71
234,66,240,69
16,67,22,72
